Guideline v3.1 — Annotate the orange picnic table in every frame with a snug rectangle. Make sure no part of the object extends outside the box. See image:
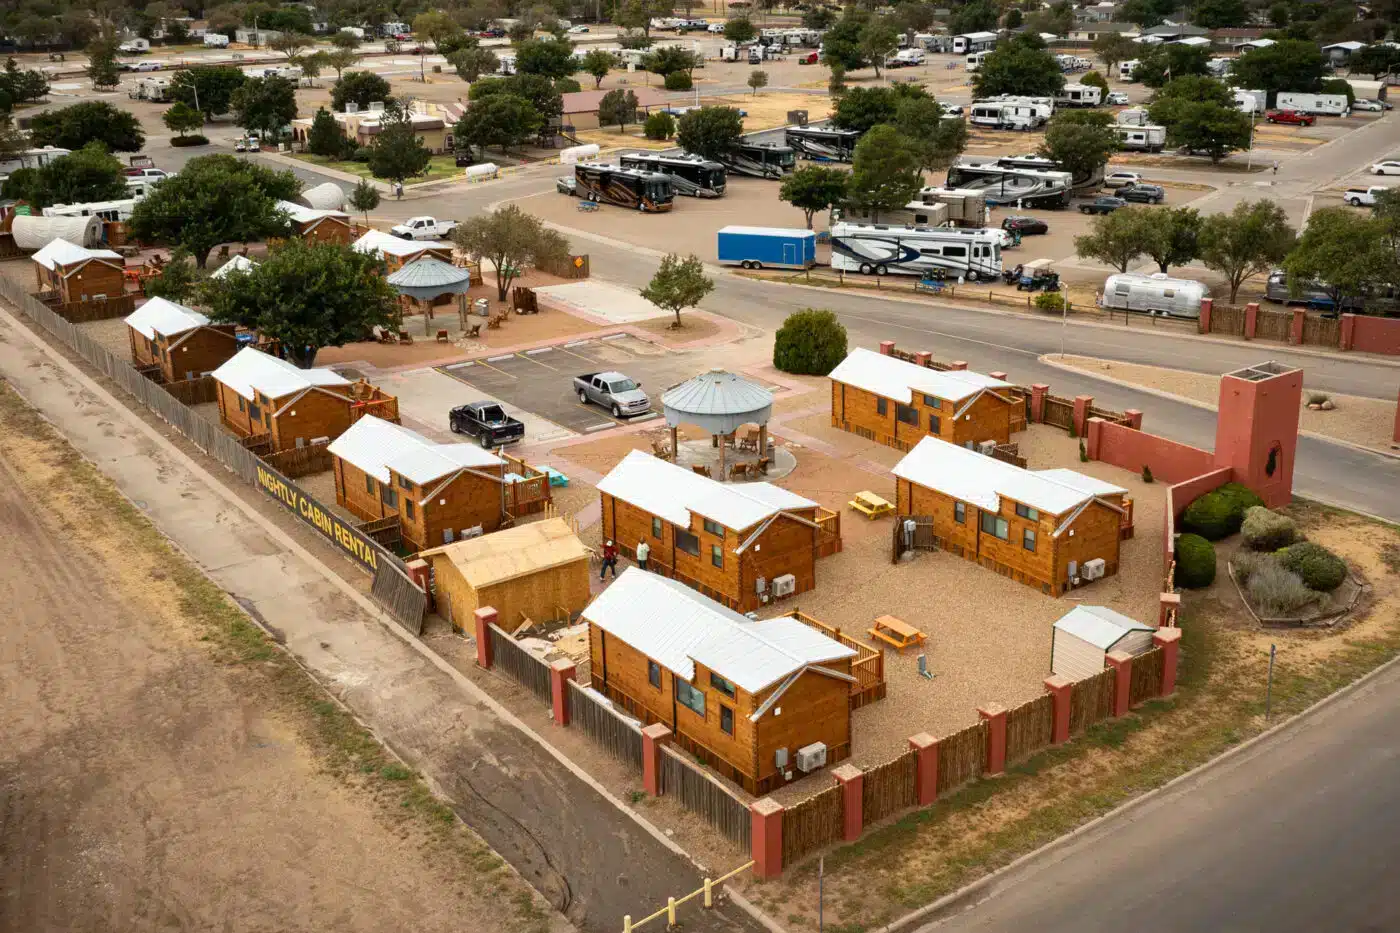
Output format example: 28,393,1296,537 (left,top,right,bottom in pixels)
868,615,926,652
